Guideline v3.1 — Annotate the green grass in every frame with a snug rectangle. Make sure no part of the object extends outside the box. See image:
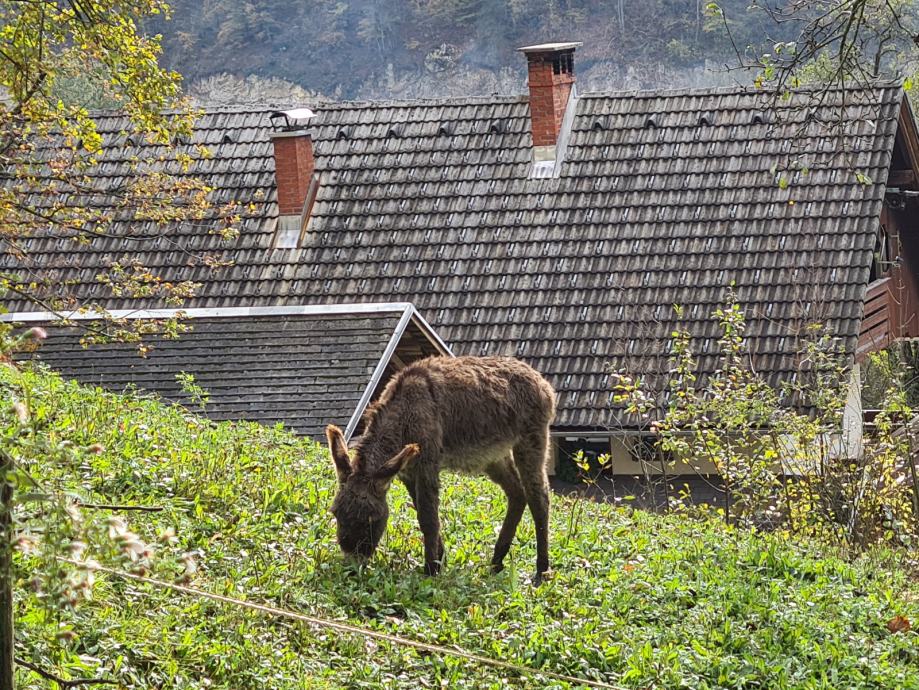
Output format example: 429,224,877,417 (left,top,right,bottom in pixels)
7,365,919,689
